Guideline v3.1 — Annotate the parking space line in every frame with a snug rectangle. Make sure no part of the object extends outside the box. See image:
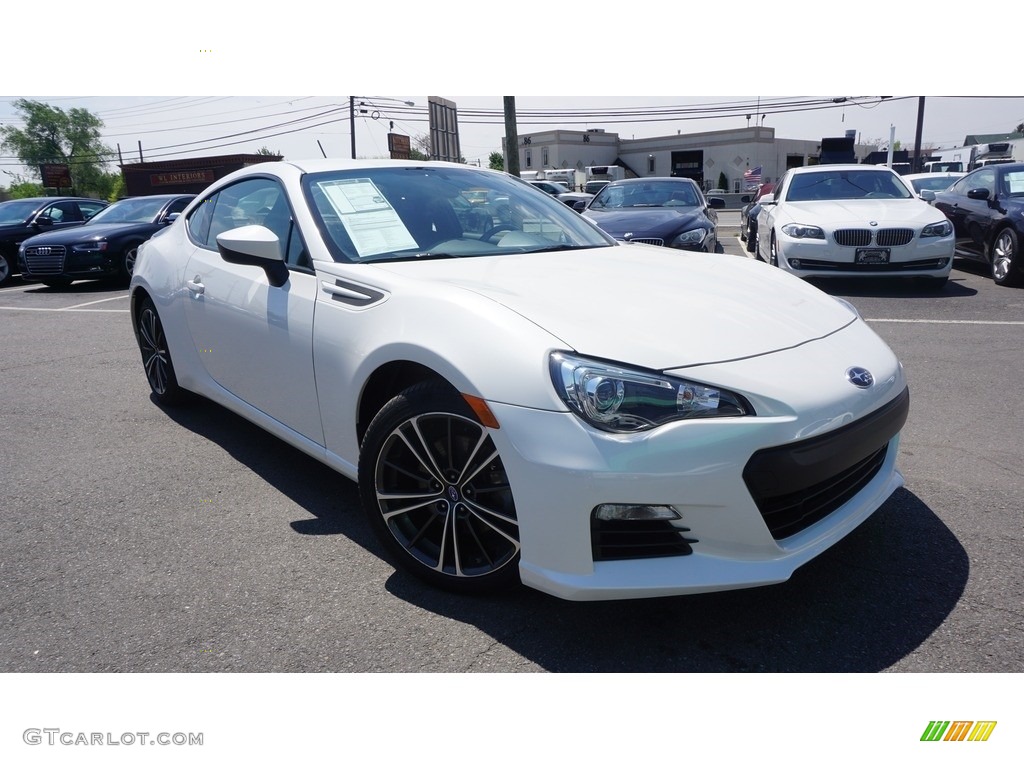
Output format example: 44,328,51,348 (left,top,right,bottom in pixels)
63,295,130,310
